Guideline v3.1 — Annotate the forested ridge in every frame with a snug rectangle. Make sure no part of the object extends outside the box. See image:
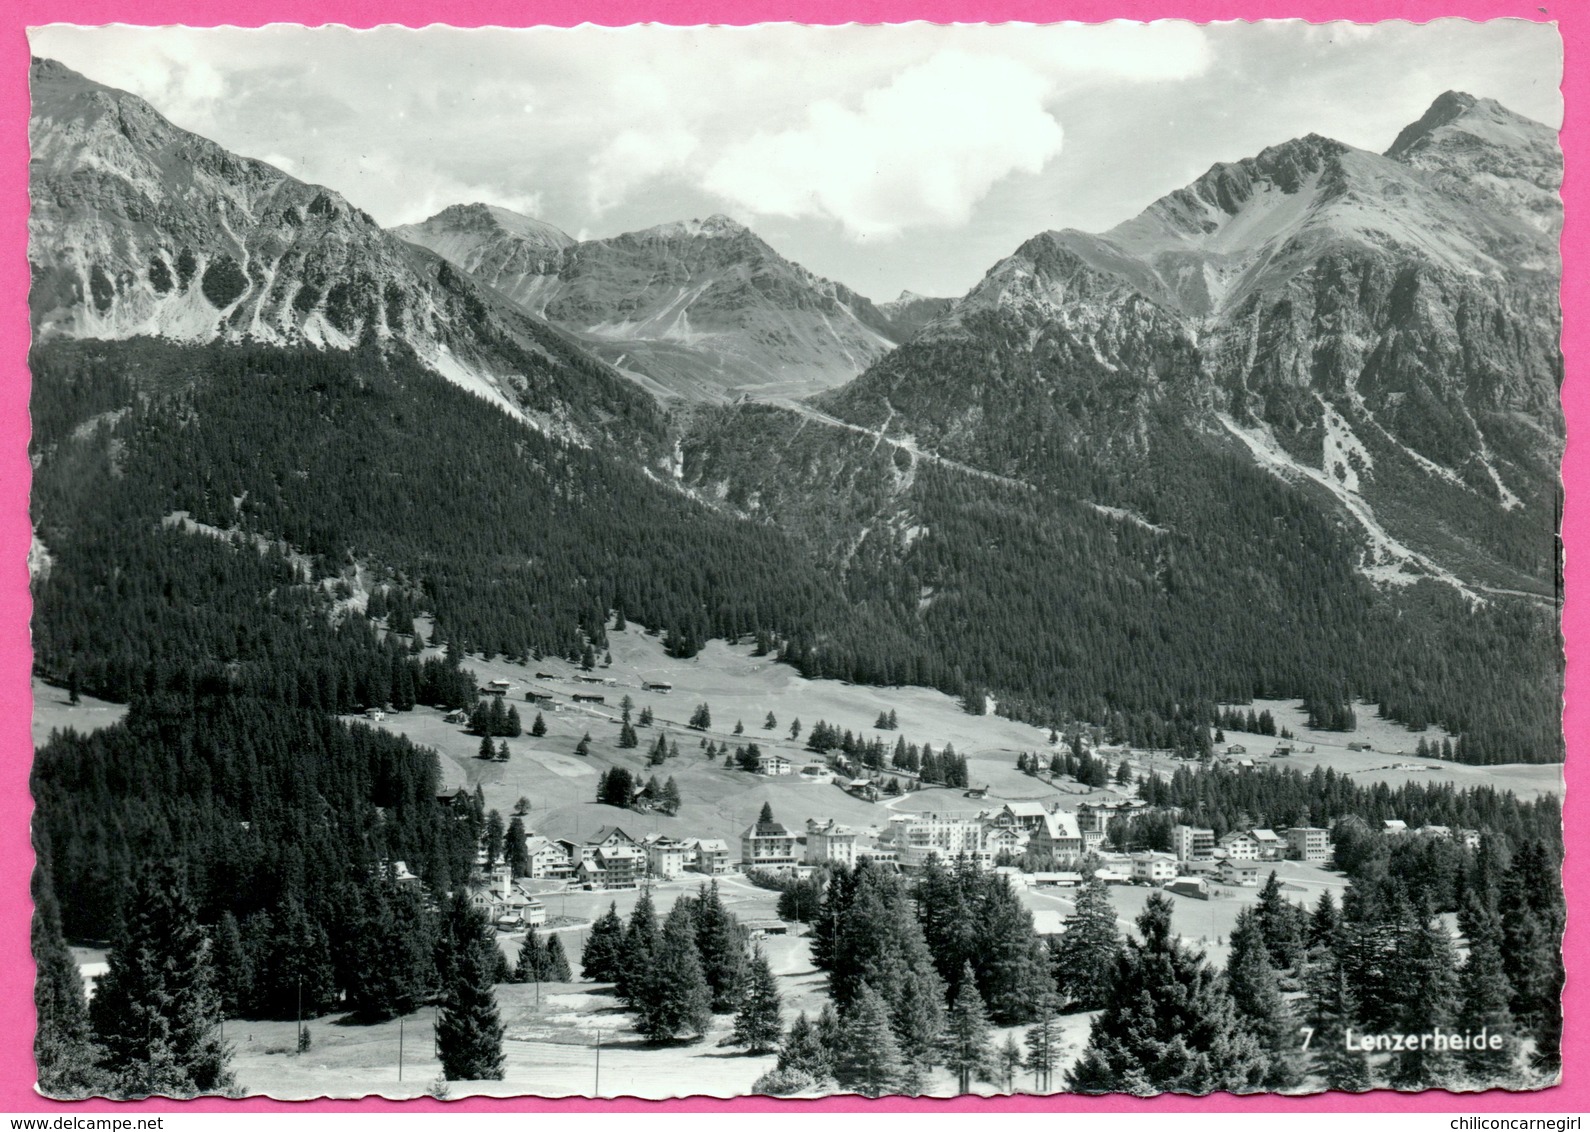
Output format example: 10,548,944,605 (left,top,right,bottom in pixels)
684,400,1561,764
